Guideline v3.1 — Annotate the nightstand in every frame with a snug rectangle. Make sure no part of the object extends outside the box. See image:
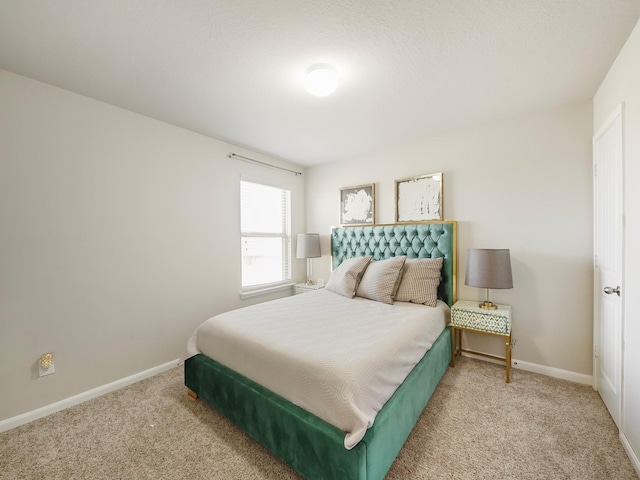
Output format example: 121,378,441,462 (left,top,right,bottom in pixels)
293,283,324,295
451,300,513,383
